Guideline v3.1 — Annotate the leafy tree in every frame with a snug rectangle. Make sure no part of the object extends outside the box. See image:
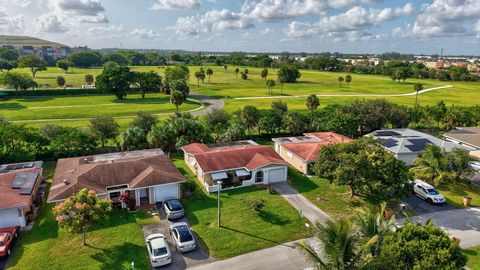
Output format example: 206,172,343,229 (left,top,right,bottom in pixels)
259,109,283,136
103,61,119,69
56,59,74,73
0,59,16,71
378,221,467,270
312,108,358,139
171,79,190,98
206,68,213,83
266,79,275,94
50,128,97,158
241,72,248,80
283,112,306,135
306,94,320,126
0,48,19,61
56,76,66,87
218,123,245,143
18,55,47,78
260,68,268,81
95,66,133,99
426,101,447,127
243,68,249,75
204,109,231,141
338,76,344,87
133,71,162,98
414,83,423,106
40,123,66,140
314,137,411,199
89,116,119,147
119,127,147,151
447,148,474,181
345,74,352,87
0,71,37,91
271,100,288,114
237,105,260,138
102,52,128,66
234,68,240,79
85,74,94,85
0,122,46,163
410,144,454,186
297,219,368,270
164,65,190,92
67,51,101,68
170,90,185,113
224,65,227,72
277,64,301,83
52,189,112,246
132,111,157,134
